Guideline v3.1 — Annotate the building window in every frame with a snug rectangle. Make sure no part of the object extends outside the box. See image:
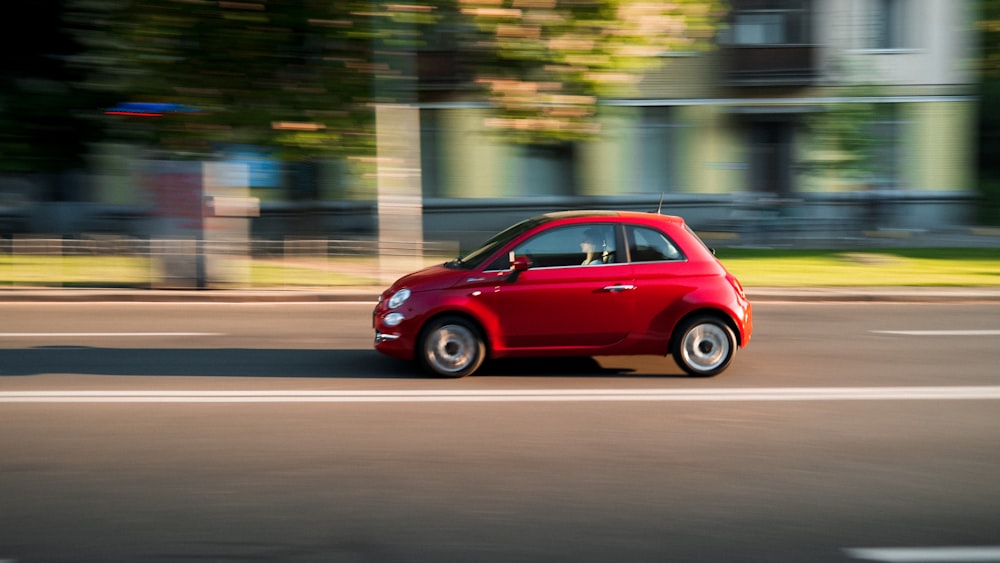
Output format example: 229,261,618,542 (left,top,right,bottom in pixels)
633,107,678,194
722,0,812,46
514,143,577,197
734,13,786,44
420,110,444,198
863,0,913,50
867,104,905,189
